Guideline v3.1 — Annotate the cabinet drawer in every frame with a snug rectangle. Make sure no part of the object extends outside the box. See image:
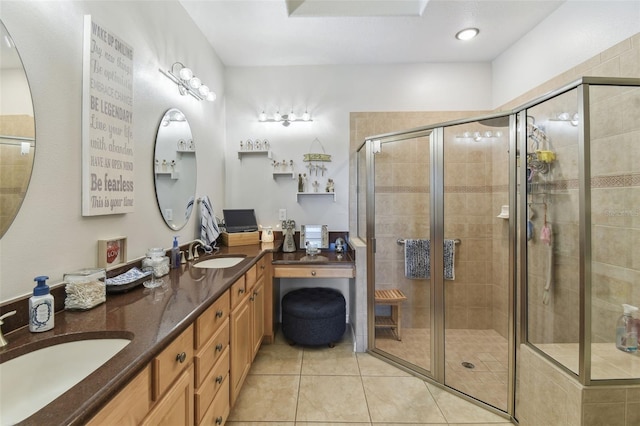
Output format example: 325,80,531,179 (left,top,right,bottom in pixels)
230,275,246,309
256,255,267,280
195,347,229,424
195,290,230,349
199,373,230,426
273,265,355,279
245,264,257,292
153,324,194,401
194,318,229,388
87,365,151,425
